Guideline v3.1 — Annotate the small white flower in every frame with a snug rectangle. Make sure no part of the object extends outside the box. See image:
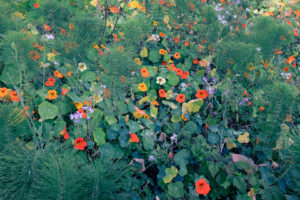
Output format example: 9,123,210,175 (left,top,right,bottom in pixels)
148,155,155,161
77,62,87,72
156,76,166,85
